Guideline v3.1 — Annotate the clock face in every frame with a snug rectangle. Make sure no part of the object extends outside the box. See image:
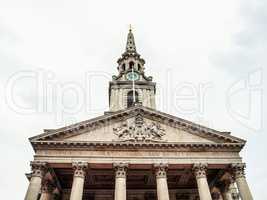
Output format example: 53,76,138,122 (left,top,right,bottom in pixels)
126,71,140,81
